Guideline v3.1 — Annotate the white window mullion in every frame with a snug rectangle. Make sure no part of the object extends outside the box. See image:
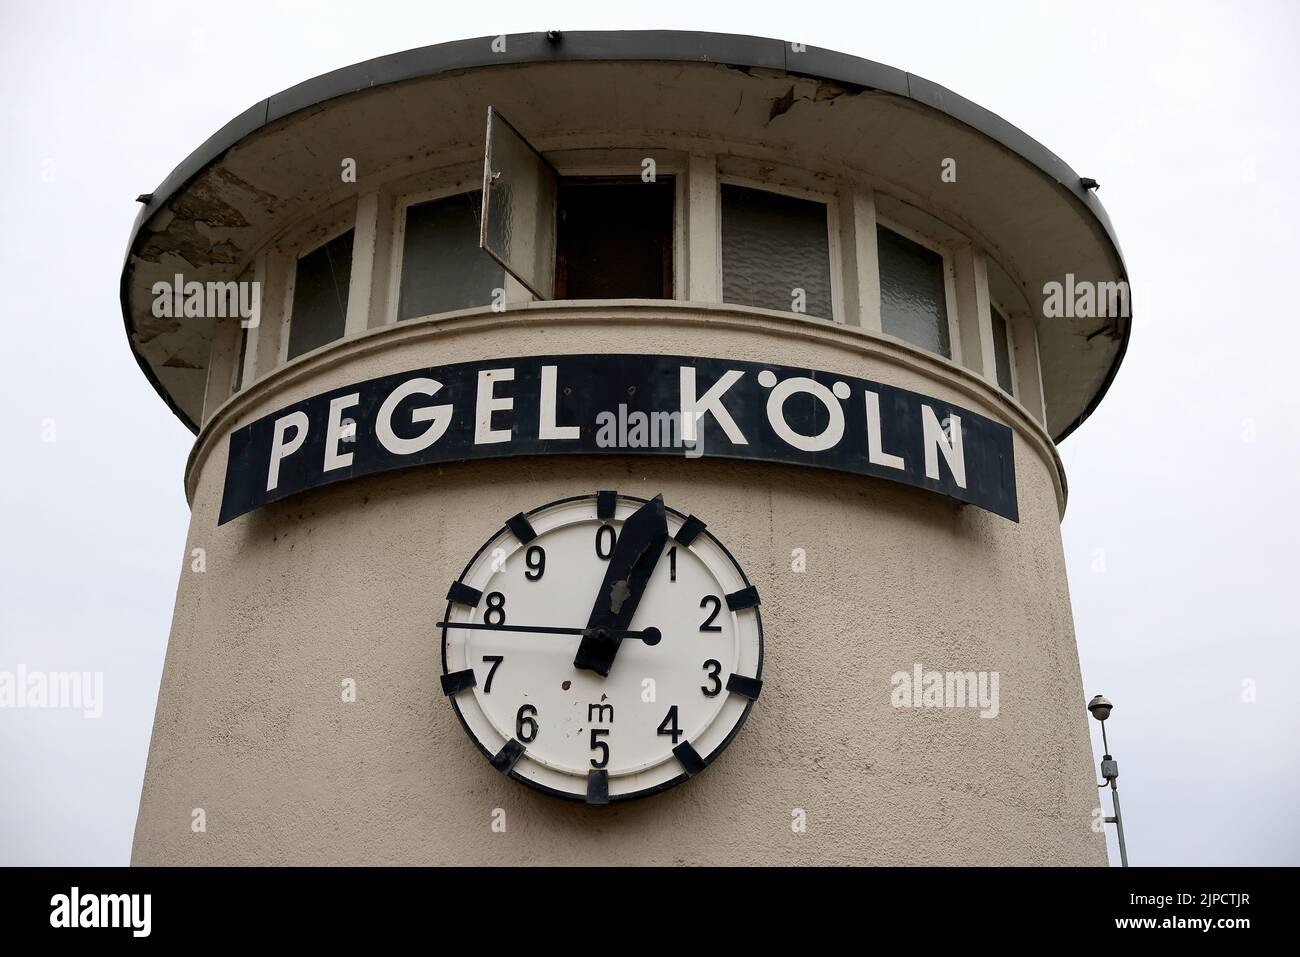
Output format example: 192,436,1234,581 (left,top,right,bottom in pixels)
345,190,381,336
839,187,881,332
246,250,292,381
1014,314,1049,425
201,315,243,422
949,244,995,378
687,153,721,302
